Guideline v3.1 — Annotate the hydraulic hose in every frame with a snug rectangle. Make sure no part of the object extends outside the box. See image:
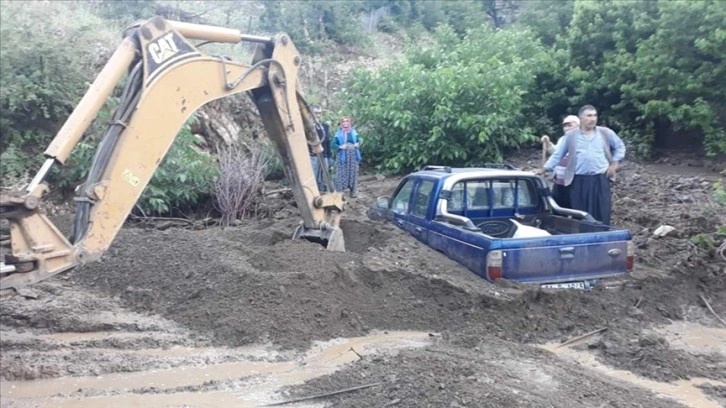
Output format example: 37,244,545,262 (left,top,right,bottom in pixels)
71,61,144,244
